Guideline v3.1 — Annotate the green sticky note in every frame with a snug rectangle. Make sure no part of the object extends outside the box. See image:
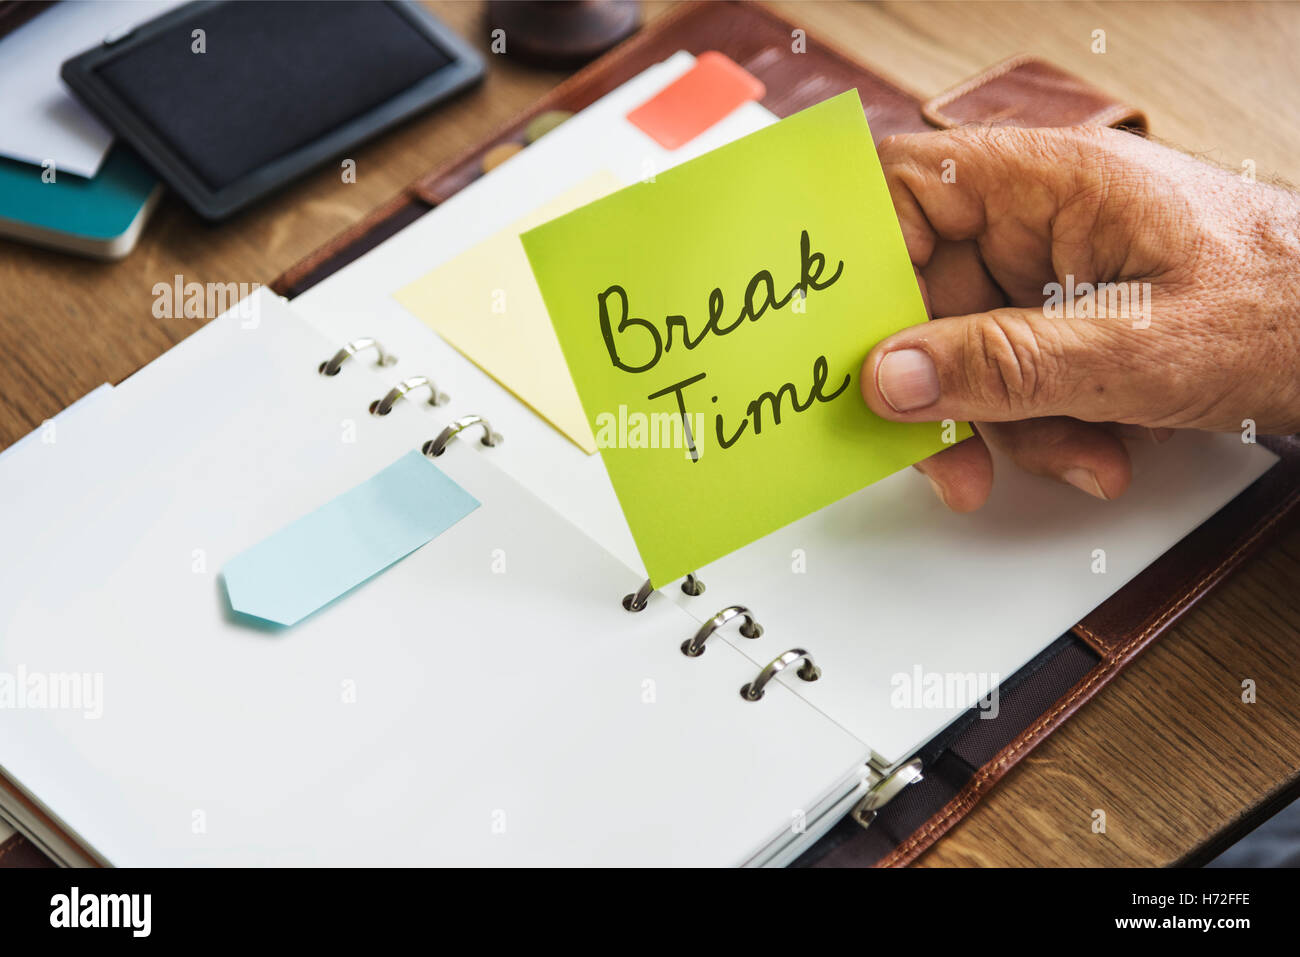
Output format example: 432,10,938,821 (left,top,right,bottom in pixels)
522,90,967,586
